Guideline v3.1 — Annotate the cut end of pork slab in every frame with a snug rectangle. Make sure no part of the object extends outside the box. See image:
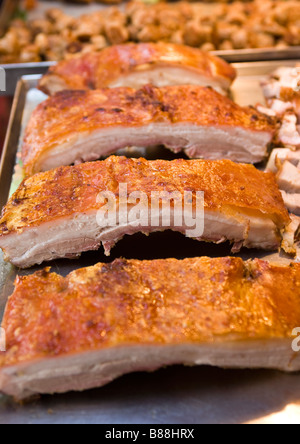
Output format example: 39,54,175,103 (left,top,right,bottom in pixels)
0,157,291,268
22,85,276,176
38,43,237,96
1,257,300,399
